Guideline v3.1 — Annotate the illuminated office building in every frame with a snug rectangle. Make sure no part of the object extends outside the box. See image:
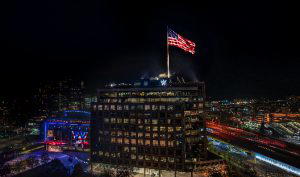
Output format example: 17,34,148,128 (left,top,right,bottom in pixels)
91,75,207,175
